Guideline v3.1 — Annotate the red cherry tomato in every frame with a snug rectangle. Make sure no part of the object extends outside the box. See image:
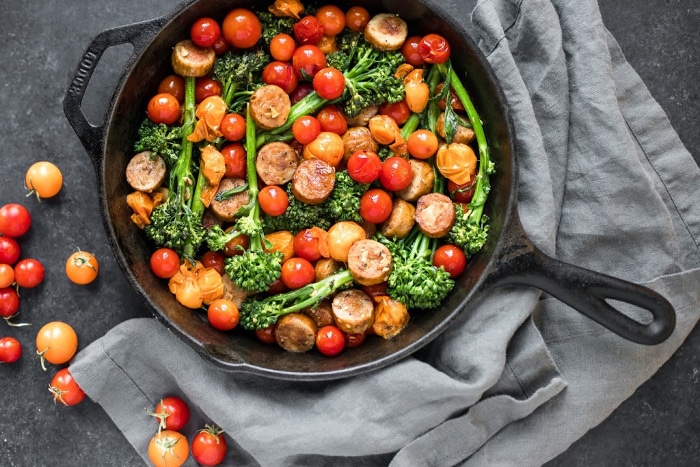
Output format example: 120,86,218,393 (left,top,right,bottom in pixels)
267,278,288,295
316,105,347,134
212,36,229,55
191,425,228,466
195,77,223,103
270,33,296,61
292,45,327,79
150,248,181,279
292,115,322,144
258,185,289,217
0,287,20,319
316,325,346,356
293,15,324,45
280,257,315,290
262,61,299,94
220,113,246,142
379,100,411,126
221,143,247,178
0,236,21,264
448,178,477,203
256,324,277,344
312,67,346,100
207,298,240,331
346,150,382,184
433,244,467,278
0,336,22,363
222,231,249,258
407,129,439,159
147,93,181,125
359,189,393,224
401,36,426,66
418,33,451,64
345,6,370,32
290,82,315,104
0,203,31,238
293,228,324,262
344,331,366,348
14,258,44,288
201,250,226,276
49,368,86,406
379,156,413,192
222,8,262,49
190,17,221,48
316,5,346,36
157,75,185,103
152,396,191,432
